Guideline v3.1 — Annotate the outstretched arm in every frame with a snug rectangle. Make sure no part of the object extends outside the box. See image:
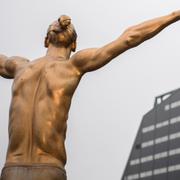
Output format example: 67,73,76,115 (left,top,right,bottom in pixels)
71,10,180,73
0,55,29,79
